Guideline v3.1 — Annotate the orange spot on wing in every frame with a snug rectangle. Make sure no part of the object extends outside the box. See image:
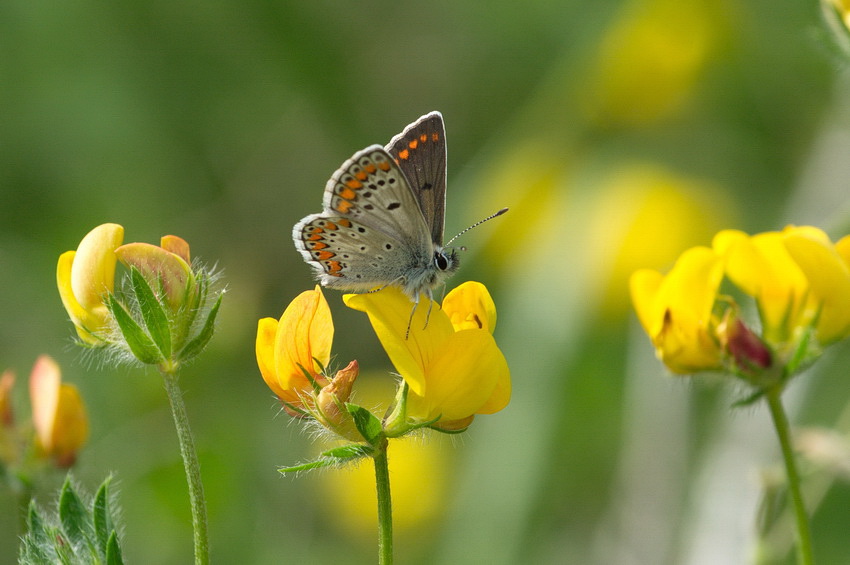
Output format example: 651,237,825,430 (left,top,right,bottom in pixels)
338,219,352,228
408,139,418,149
338,187,356,200
378,161,391,171
398,148,409,160
419,134,427,143
316,250,335,261
326,260,343,275
309,242,329,250
355,170,368,181
431,132,439,142
364,163,377,174
335,200,354,214
345,178,363,189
